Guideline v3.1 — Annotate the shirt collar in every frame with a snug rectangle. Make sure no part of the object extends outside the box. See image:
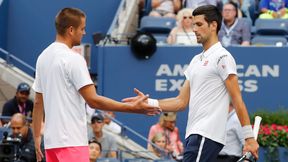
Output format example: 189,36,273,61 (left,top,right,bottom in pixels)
54,41,70,49
202,42,222,58
222,18,238,28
